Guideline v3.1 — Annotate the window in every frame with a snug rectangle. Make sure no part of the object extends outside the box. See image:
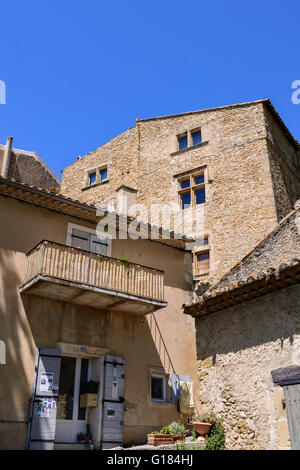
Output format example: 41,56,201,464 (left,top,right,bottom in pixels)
100,167,108,182
88,172,97,186
194,236,210,275
178,170,206,209
71,228,108,255
86,166,108,188
151,374,166,402
177,133,188,150
192,130,202,146
176,127,202,152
